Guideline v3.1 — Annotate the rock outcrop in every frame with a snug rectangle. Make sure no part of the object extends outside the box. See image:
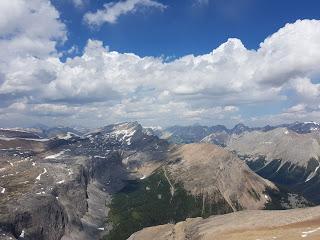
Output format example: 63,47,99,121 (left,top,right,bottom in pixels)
128,206,320,240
